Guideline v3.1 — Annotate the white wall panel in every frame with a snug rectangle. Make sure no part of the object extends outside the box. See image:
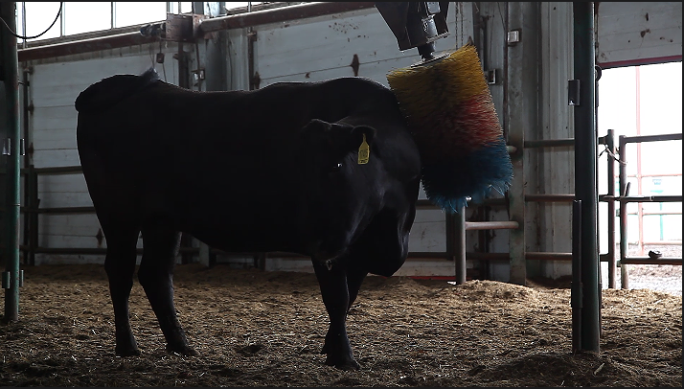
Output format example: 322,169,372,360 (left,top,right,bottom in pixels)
597,2,682,67
538,2,575,278
37,174,90,208
28,44,180,265
254,7,458,87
